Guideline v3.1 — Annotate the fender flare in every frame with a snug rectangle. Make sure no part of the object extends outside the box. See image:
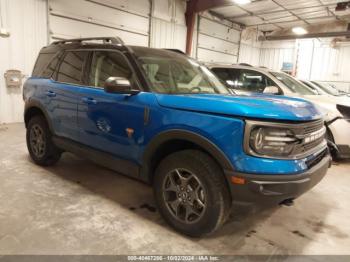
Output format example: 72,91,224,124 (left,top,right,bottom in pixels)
142,129,235,184
24,100,54,132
